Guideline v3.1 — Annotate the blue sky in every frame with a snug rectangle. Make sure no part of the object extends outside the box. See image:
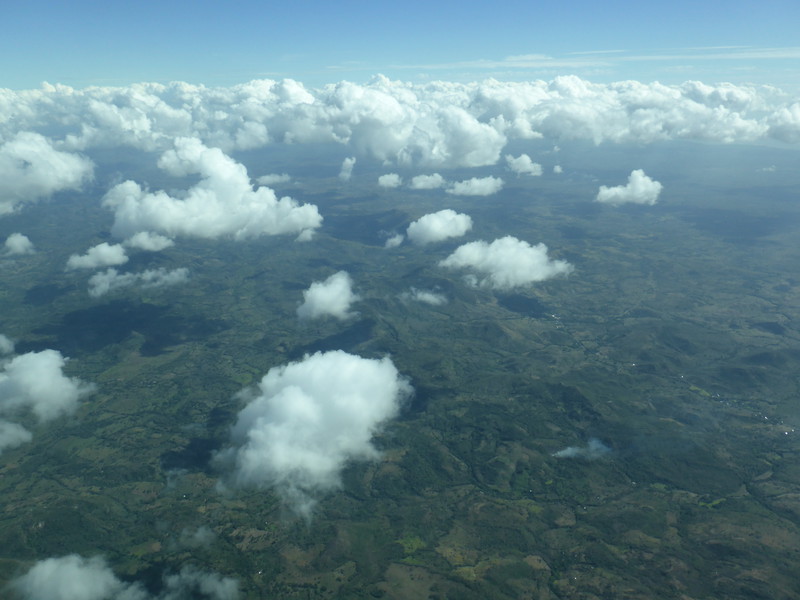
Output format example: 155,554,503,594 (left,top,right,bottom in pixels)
2,0,800,89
